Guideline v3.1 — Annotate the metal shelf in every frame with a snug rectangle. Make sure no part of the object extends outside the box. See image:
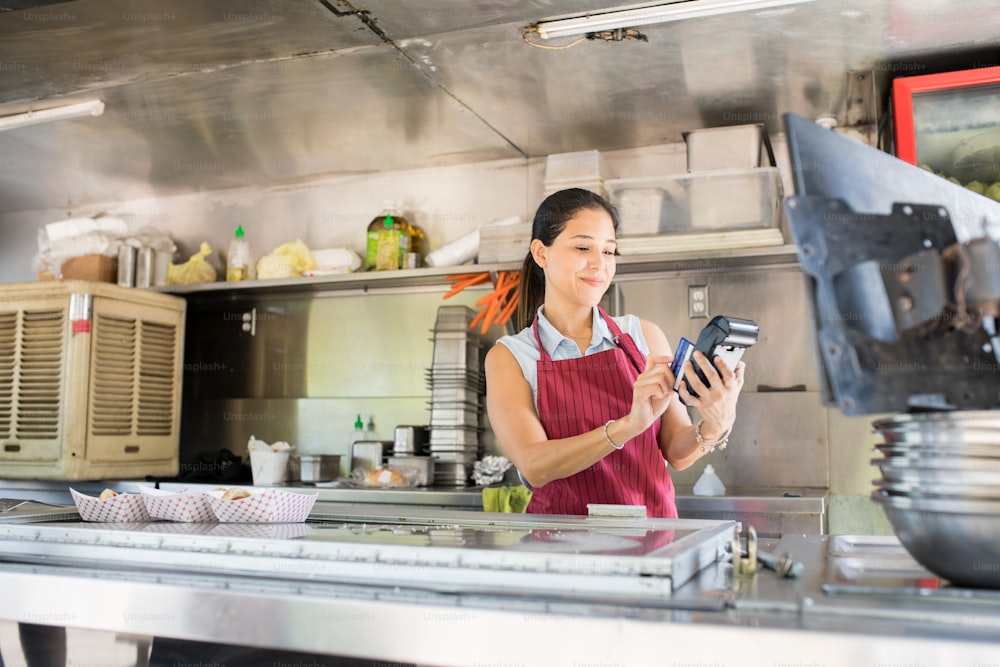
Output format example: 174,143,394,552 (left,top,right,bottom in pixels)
152,245,802,298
